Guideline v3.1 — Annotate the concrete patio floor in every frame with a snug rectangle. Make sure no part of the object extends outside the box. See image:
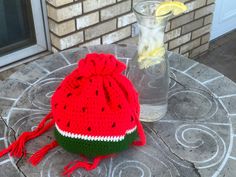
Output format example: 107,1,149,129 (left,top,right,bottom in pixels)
195,29,236,82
